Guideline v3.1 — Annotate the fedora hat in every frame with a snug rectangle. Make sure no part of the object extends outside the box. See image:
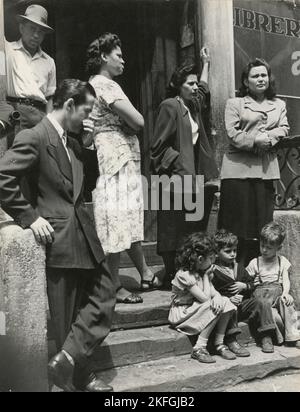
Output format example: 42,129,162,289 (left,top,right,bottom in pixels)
17,4,54,33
